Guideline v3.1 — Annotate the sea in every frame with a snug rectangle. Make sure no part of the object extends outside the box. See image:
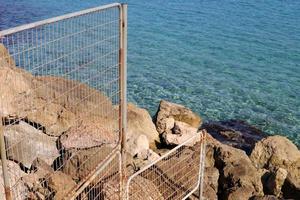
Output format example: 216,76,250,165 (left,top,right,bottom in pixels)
0,0,299,145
